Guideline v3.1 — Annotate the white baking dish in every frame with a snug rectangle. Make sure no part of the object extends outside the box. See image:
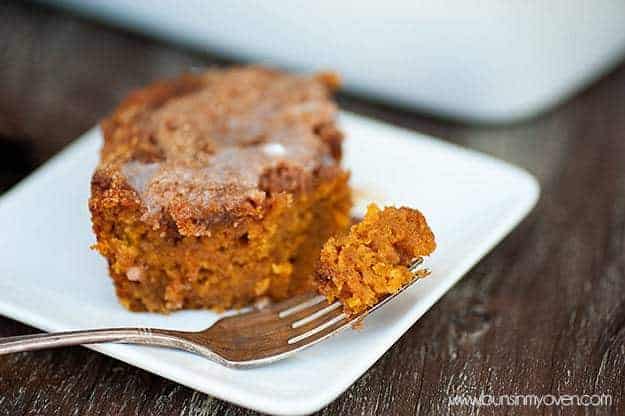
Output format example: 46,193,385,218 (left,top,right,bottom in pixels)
44,0,625,122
